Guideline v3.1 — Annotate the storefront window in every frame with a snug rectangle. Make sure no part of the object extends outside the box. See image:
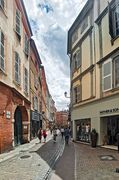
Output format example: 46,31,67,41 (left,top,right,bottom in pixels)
76,119,91,143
